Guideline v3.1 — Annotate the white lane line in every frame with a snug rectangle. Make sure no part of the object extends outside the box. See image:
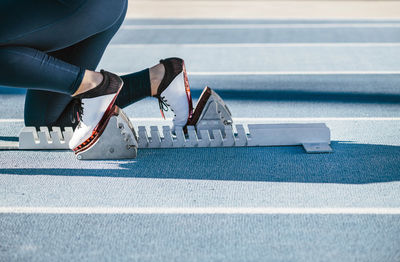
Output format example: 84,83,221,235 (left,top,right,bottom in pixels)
187,71,400,76
116,71,400,76
128,117,400,122
222,117,400,122
0,119,24,123
1,207,400,214
121,23,400,30
110,43,400,48
1,117,400,124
